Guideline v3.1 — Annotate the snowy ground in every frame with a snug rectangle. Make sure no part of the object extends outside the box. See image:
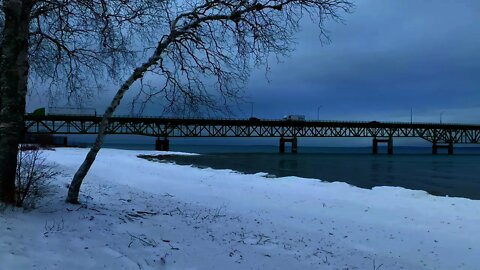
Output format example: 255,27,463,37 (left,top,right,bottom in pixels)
1,148,479,270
